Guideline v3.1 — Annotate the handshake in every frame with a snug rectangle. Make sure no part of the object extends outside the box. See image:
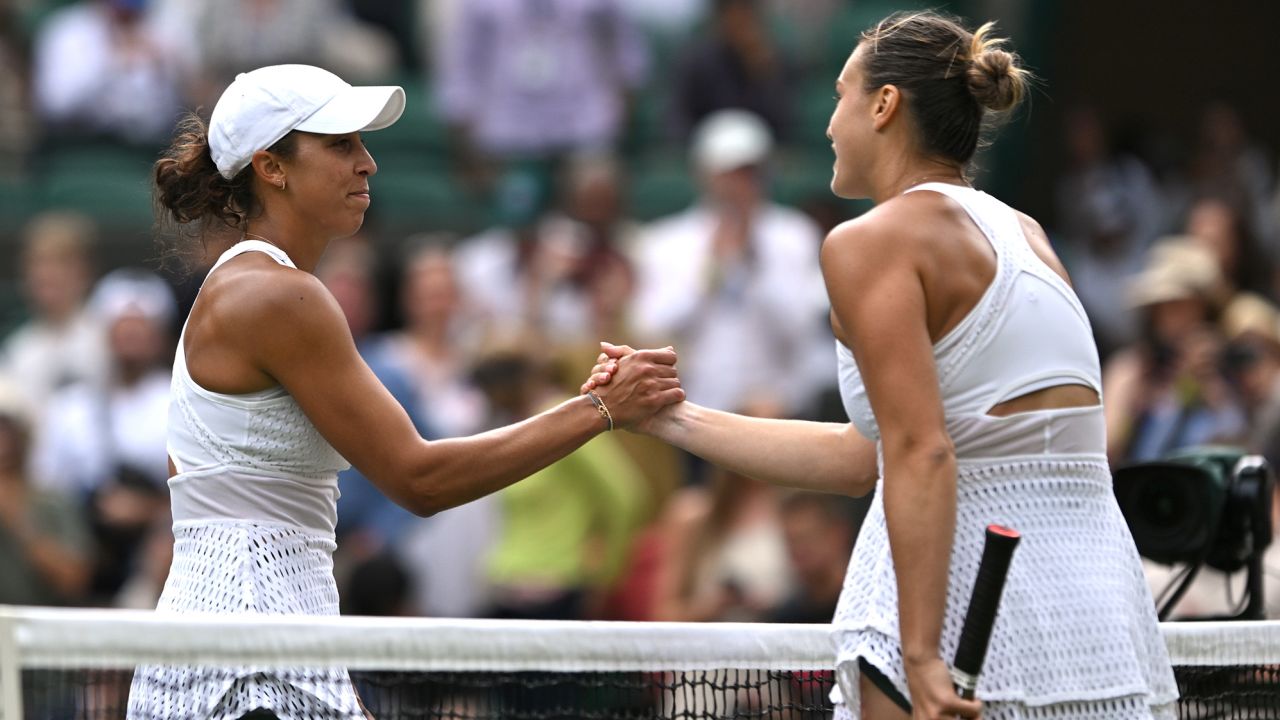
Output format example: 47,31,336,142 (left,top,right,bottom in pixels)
576,341,686,434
